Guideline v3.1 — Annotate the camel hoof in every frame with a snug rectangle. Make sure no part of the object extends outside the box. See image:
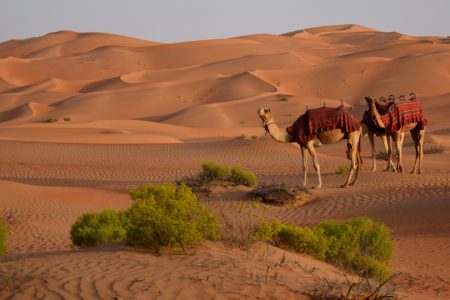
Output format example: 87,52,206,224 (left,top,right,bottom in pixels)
341,184,350,188
385,166,396,173
312,185,322,189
